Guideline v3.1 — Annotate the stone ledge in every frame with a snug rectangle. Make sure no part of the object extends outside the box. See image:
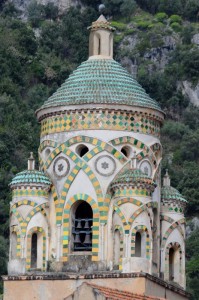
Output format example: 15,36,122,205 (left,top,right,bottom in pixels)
2,272,190,298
